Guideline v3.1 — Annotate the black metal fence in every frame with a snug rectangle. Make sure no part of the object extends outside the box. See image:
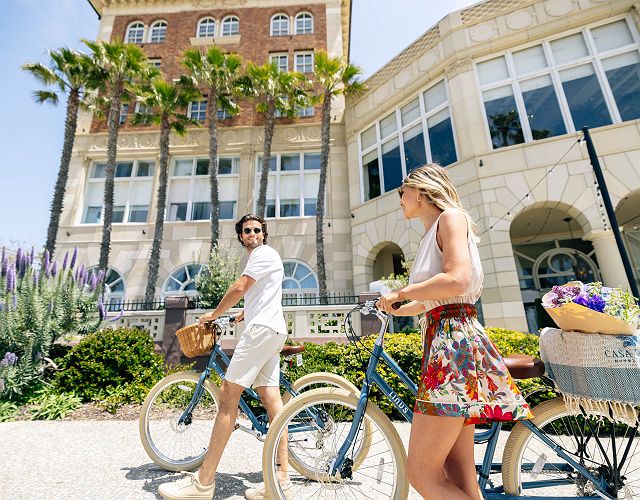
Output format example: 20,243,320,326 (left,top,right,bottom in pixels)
116,292,359,312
